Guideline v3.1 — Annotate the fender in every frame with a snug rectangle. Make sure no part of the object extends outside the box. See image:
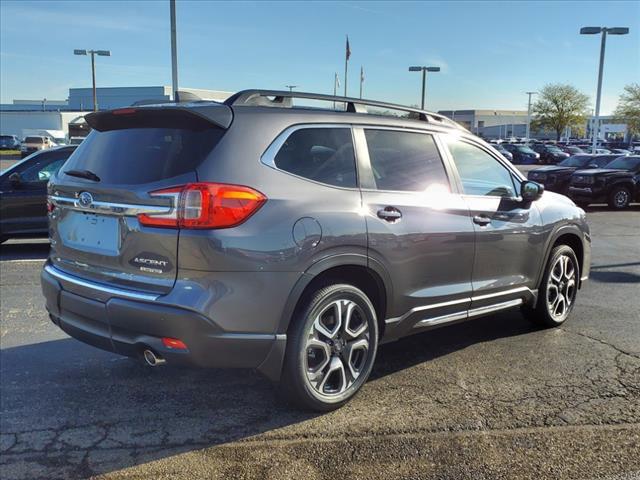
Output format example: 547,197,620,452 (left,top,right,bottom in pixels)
534,223,588,291
275,252,393,334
